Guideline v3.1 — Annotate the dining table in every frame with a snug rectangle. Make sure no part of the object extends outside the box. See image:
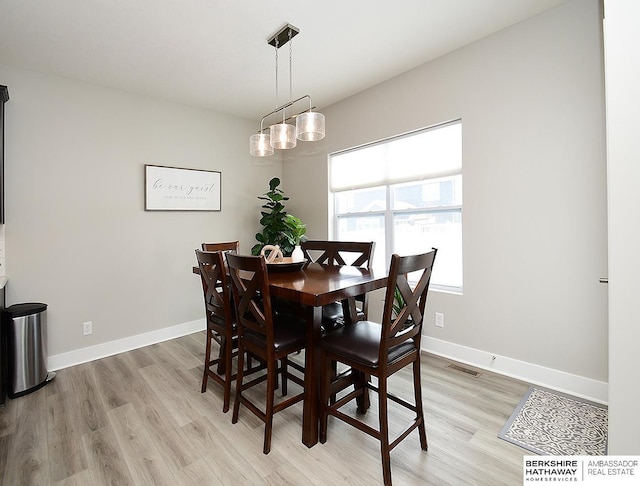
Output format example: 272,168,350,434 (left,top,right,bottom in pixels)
267,262,388,447
193,260,388,447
